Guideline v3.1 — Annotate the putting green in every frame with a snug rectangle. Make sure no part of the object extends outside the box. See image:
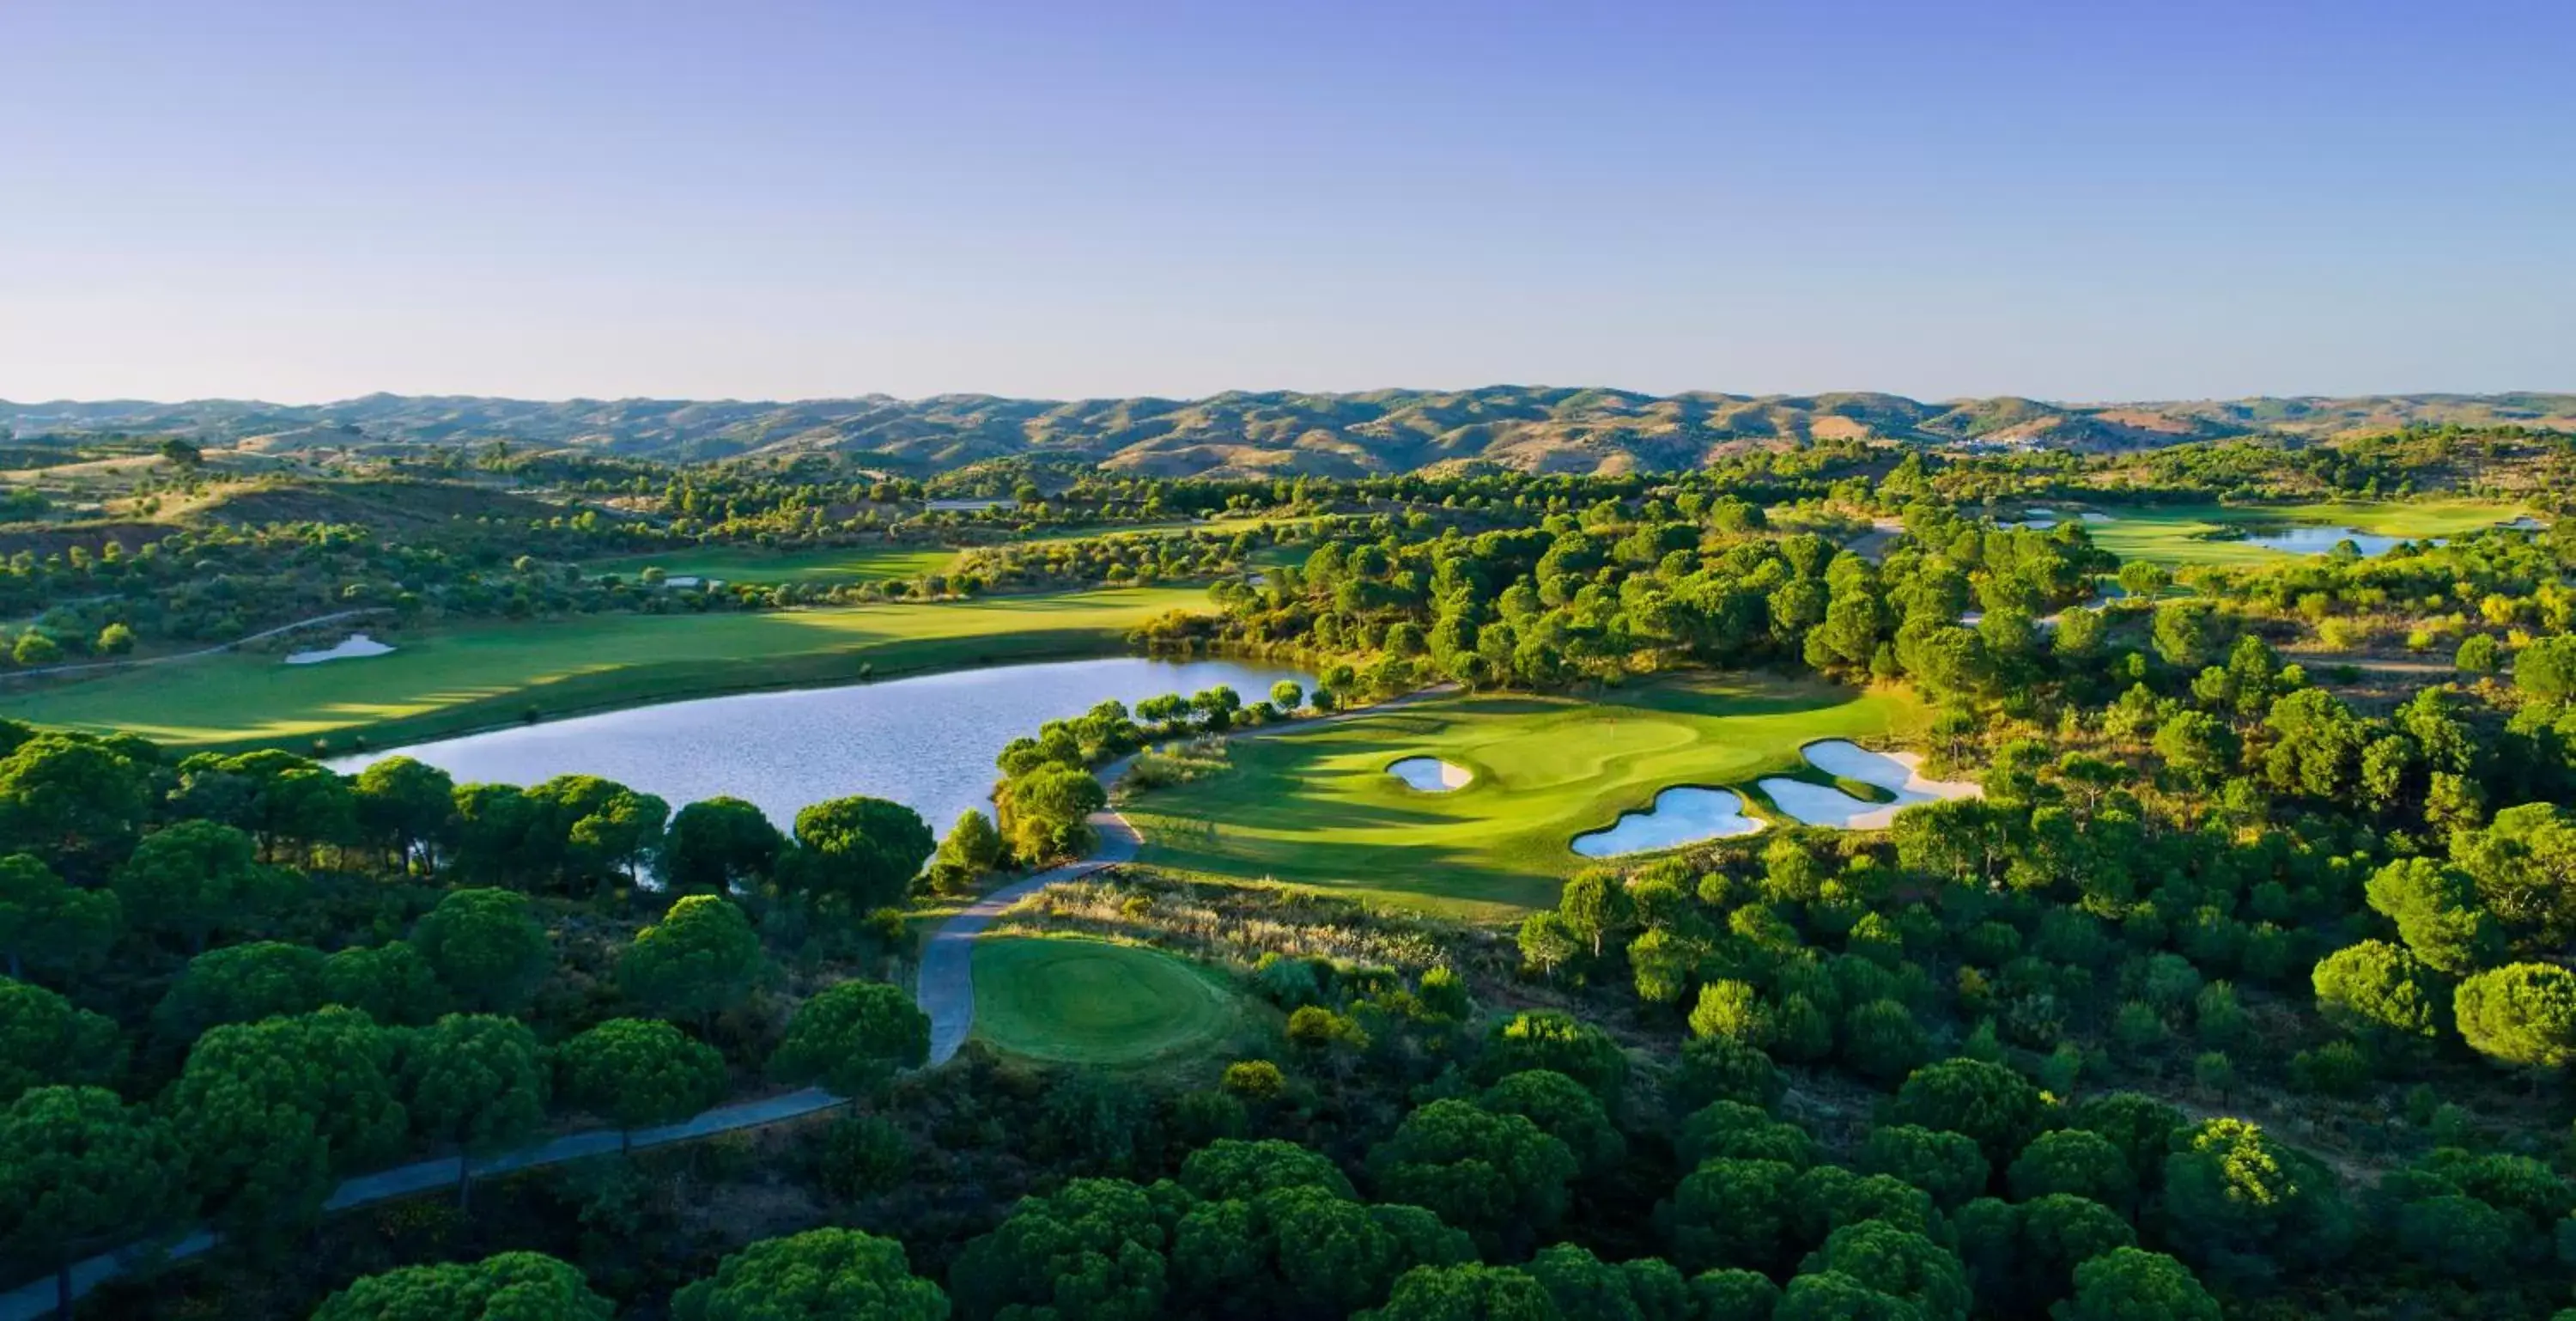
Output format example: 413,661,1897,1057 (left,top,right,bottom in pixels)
1125,675,1929,920
970,936,1239,1065
2082,499,2528,567
6,587,1203,750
